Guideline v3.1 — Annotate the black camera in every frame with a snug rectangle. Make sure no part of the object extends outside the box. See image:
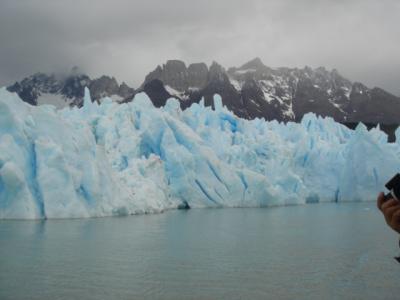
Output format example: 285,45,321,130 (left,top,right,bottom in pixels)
384,173,400,201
